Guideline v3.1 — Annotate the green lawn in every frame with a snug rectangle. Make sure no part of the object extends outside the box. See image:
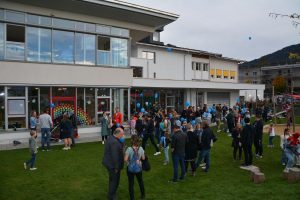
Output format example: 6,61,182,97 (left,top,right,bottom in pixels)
0,130,299,200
